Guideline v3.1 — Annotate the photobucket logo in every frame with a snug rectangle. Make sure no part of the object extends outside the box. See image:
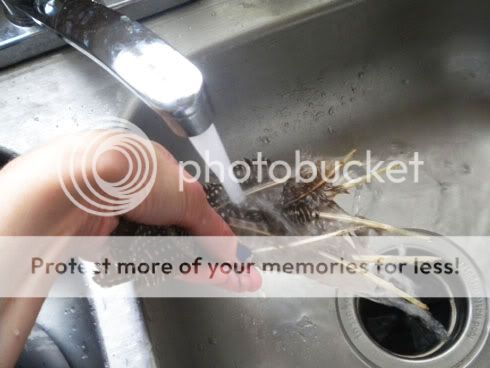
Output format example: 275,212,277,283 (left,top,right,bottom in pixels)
58,118,157,216
179,150,424,191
